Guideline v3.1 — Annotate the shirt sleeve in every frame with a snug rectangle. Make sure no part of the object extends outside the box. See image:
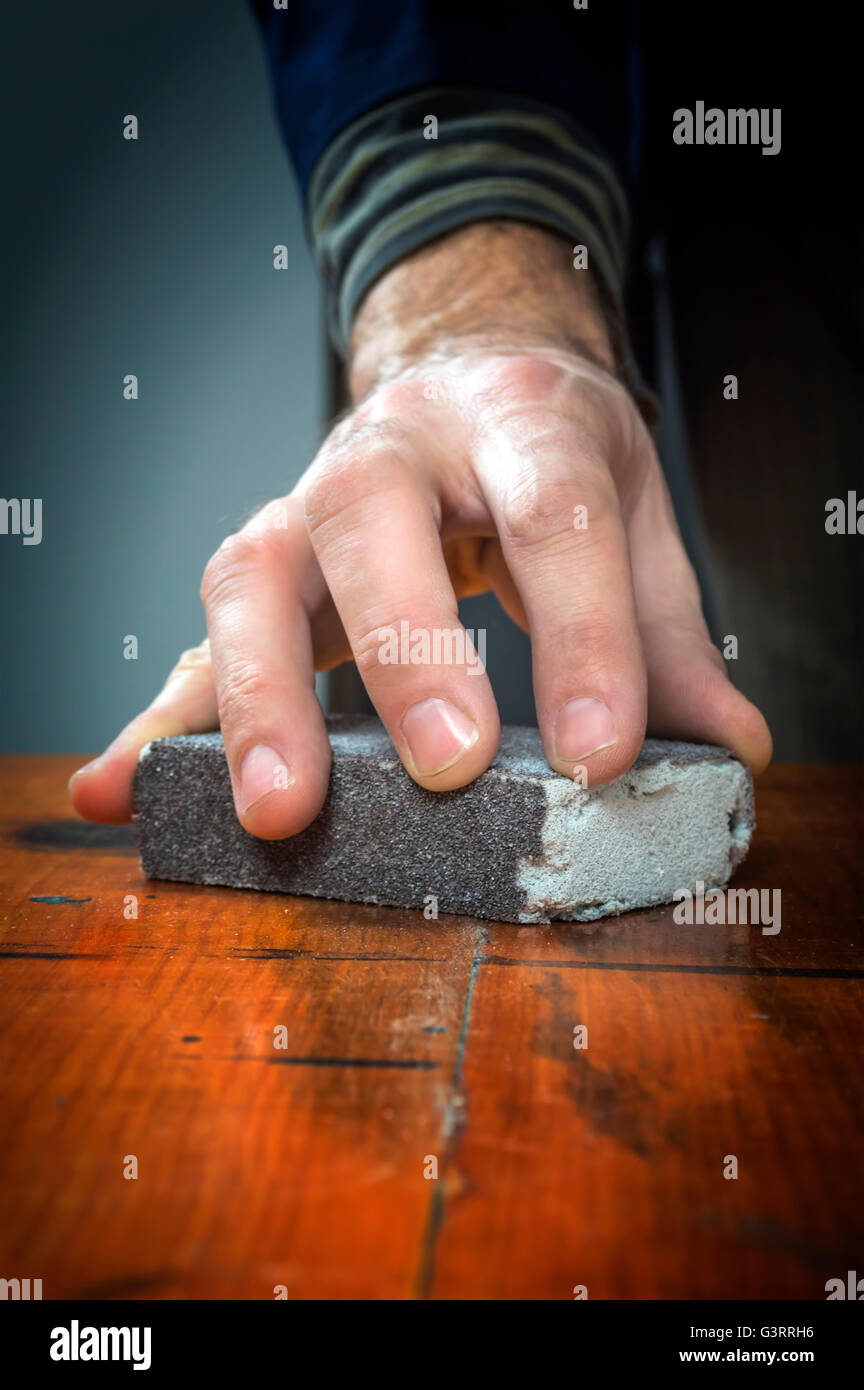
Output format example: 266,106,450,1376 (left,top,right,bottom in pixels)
248,1,652,415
